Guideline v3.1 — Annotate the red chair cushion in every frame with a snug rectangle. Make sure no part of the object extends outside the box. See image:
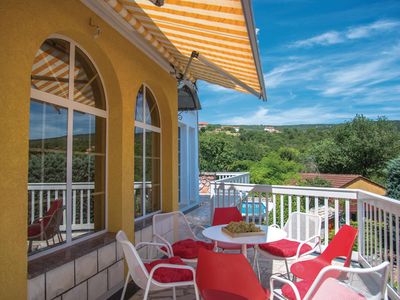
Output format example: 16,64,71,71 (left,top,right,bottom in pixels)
144,256,193,283
258,239,312,258
28,223,42,237
282,280,312,300
172,239,214,259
